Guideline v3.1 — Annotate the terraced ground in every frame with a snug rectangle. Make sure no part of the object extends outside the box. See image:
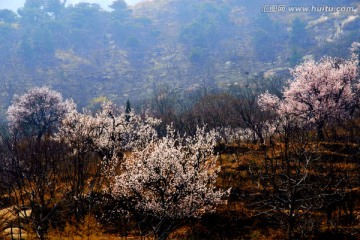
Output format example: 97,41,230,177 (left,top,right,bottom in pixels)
1,140,359,239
